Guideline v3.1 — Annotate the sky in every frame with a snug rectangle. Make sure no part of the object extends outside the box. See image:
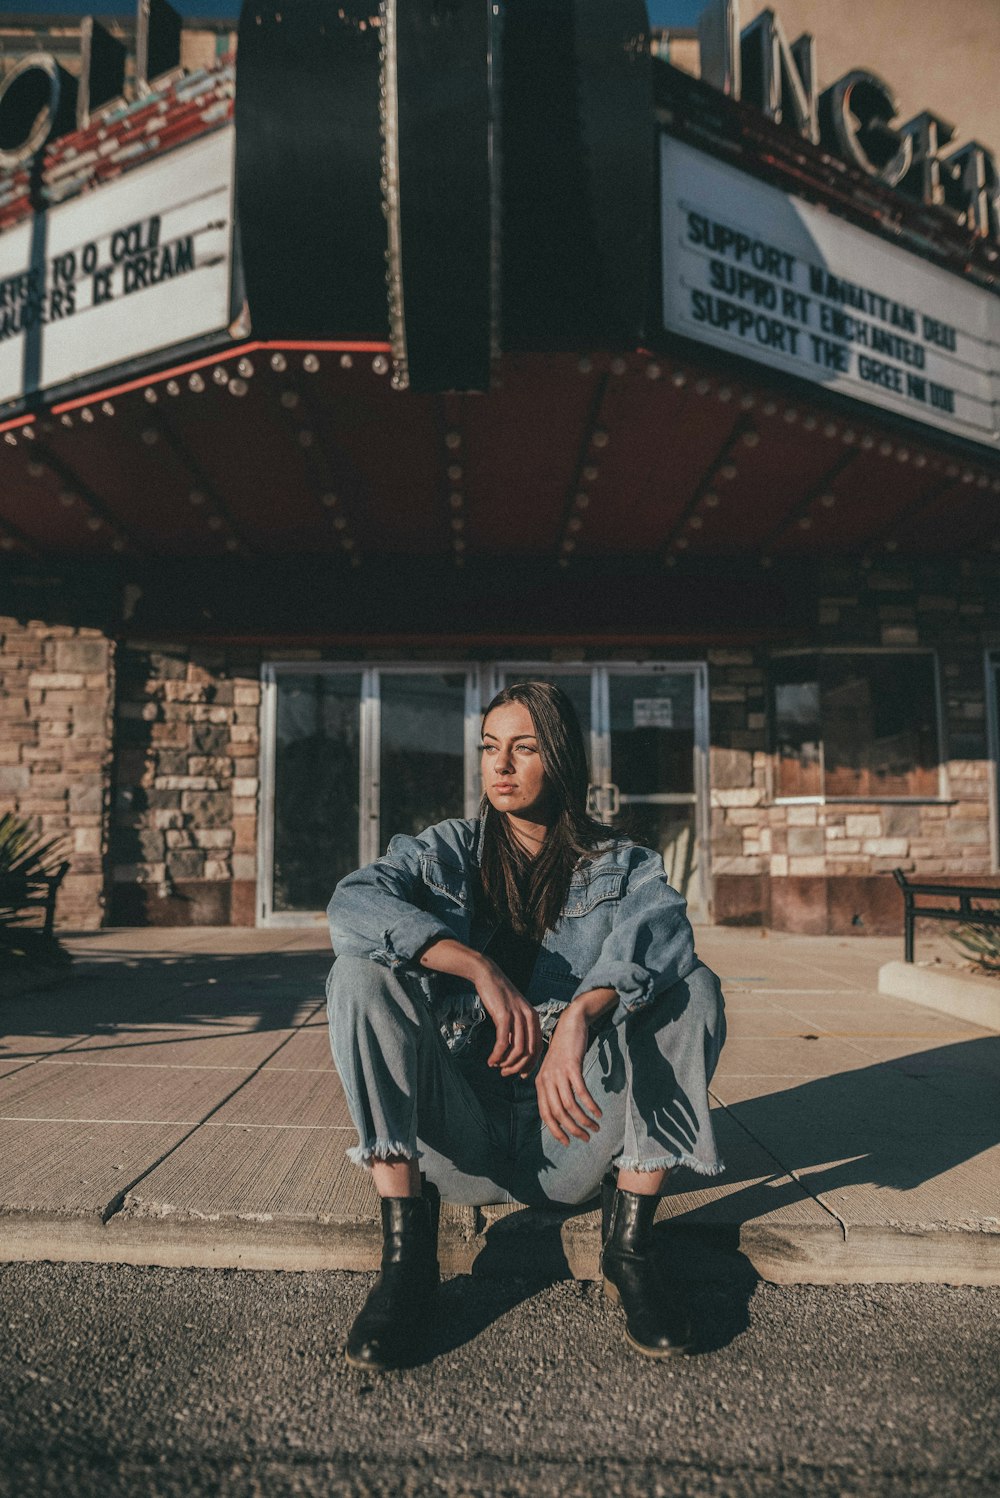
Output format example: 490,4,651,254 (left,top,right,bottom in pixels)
7,0,707,25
